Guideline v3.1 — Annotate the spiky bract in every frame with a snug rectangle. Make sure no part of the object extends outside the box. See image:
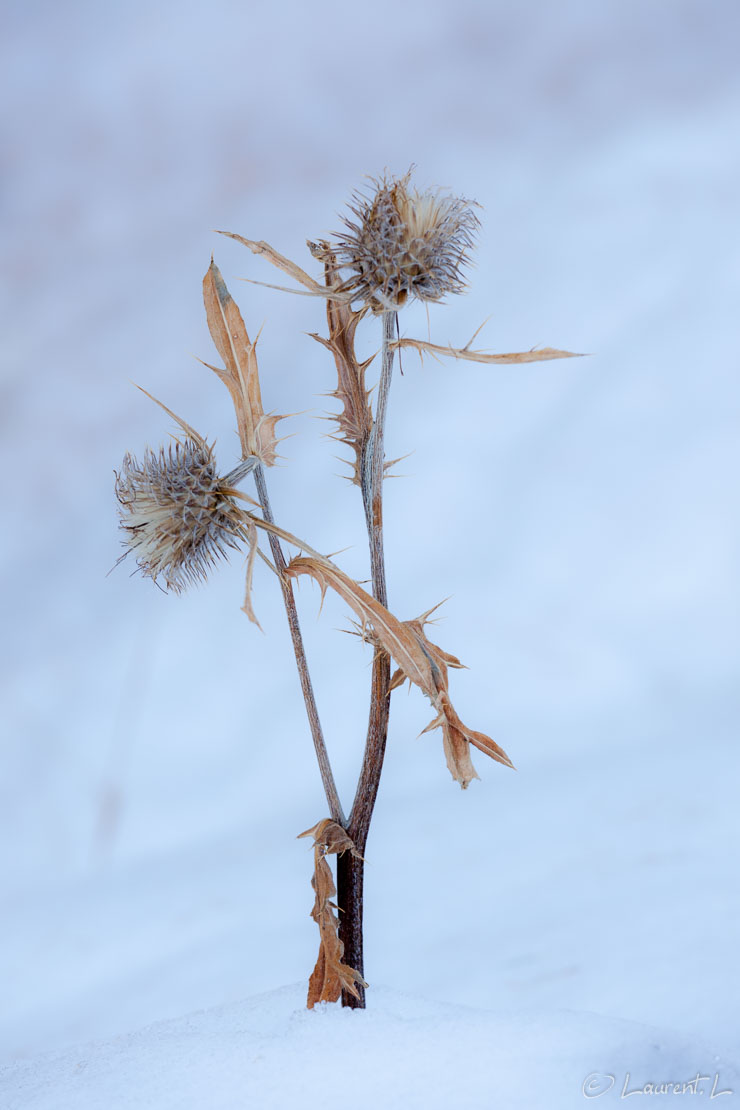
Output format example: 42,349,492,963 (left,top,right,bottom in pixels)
115,438,249,593
327,171,480,313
